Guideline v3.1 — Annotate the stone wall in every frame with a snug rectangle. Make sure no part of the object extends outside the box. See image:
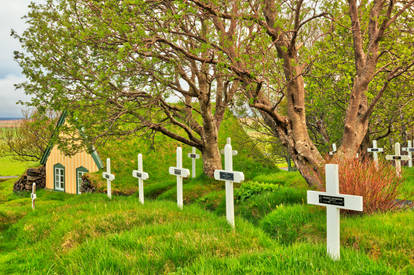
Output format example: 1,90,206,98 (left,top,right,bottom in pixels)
13,166,46,192
80,174,96,193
